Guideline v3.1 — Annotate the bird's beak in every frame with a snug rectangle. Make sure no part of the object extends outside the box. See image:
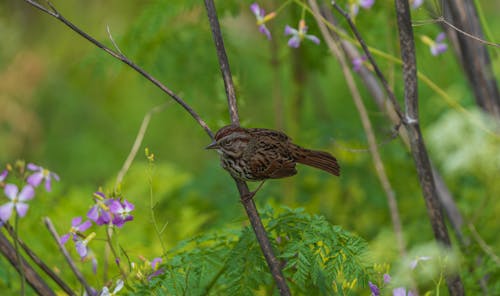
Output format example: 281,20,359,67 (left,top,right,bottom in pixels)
205,141,219,150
